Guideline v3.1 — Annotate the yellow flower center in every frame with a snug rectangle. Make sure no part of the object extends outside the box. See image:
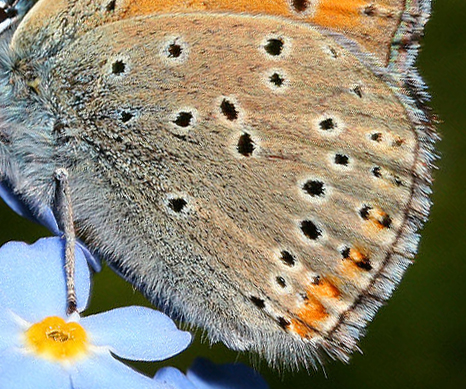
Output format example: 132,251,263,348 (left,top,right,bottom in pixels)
25,316,88,362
